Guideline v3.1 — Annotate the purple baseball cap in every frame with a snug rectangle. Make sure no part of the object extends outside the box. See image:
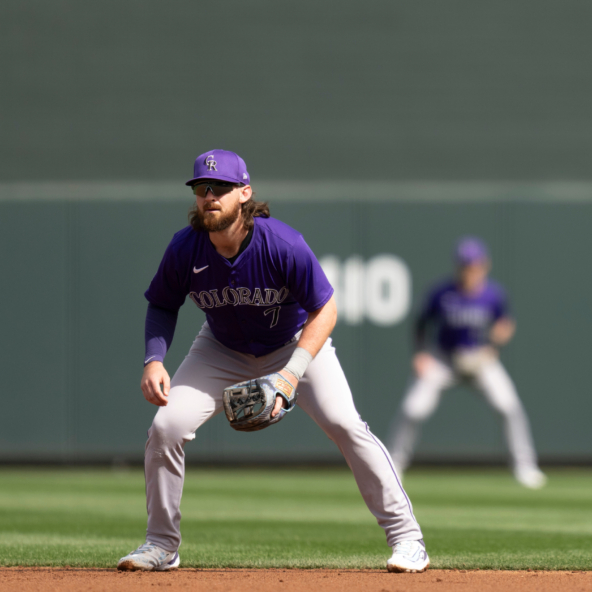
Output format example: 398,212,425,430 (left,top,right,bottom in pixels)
455,237,489,265
185,149,250,186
